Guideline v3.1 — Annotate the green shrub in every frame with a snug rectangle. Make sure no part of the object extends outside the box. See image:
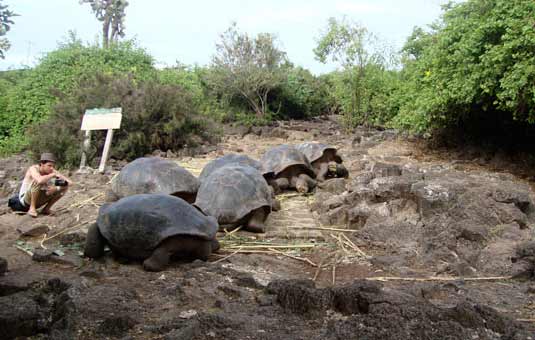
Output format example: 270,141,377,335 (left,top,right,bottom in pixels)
0,38,155,155
319,65,400,127
269,65,330,119
392,0,535,133
29,73,216,168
